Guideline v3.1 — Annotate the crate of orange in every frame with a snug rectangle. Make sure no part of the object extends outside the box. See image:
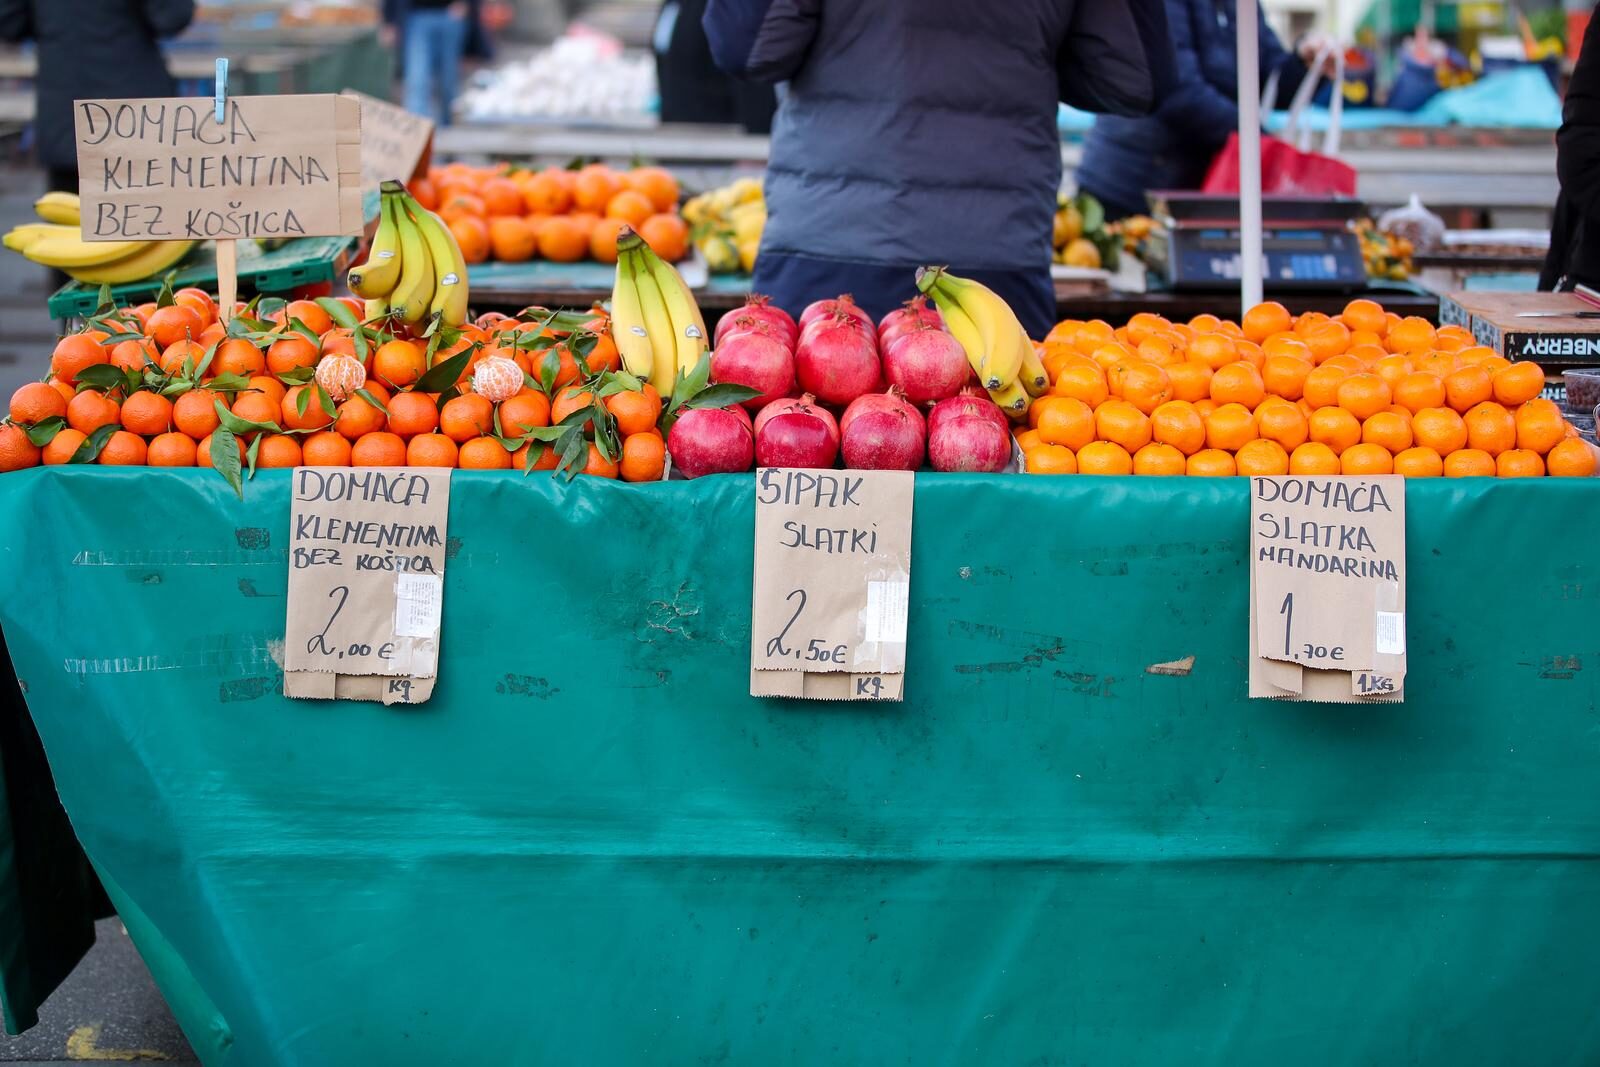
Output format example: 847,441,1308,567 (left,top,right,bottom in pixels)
0,286,703,486
1018,299,1599,479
